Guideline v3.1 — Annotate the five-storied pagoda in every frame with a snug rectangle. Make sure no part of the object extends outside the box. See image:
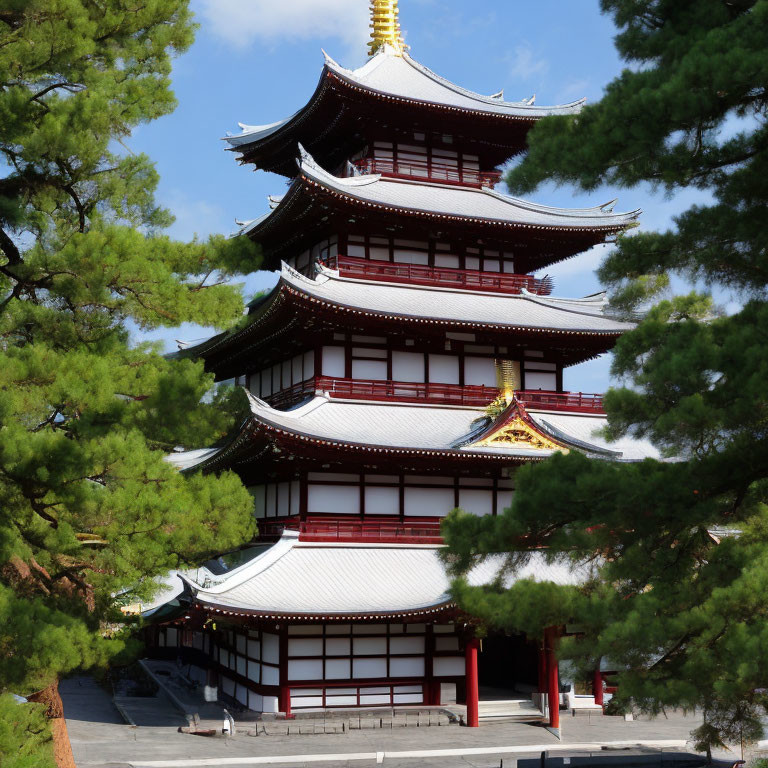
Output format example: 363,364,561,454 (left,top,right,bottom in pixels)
149,1,655,729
